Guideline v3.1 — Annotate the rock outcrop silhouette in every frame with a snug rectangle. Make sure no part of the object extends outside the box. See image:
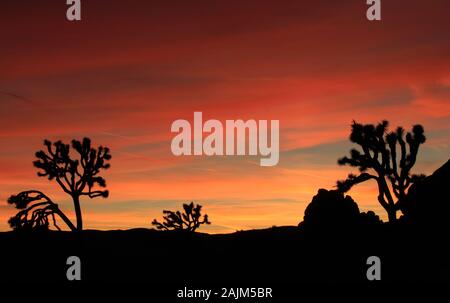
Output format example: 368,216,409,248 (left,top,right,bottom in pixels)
401,159,450,232
299,189,360,232
299,189,382,234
